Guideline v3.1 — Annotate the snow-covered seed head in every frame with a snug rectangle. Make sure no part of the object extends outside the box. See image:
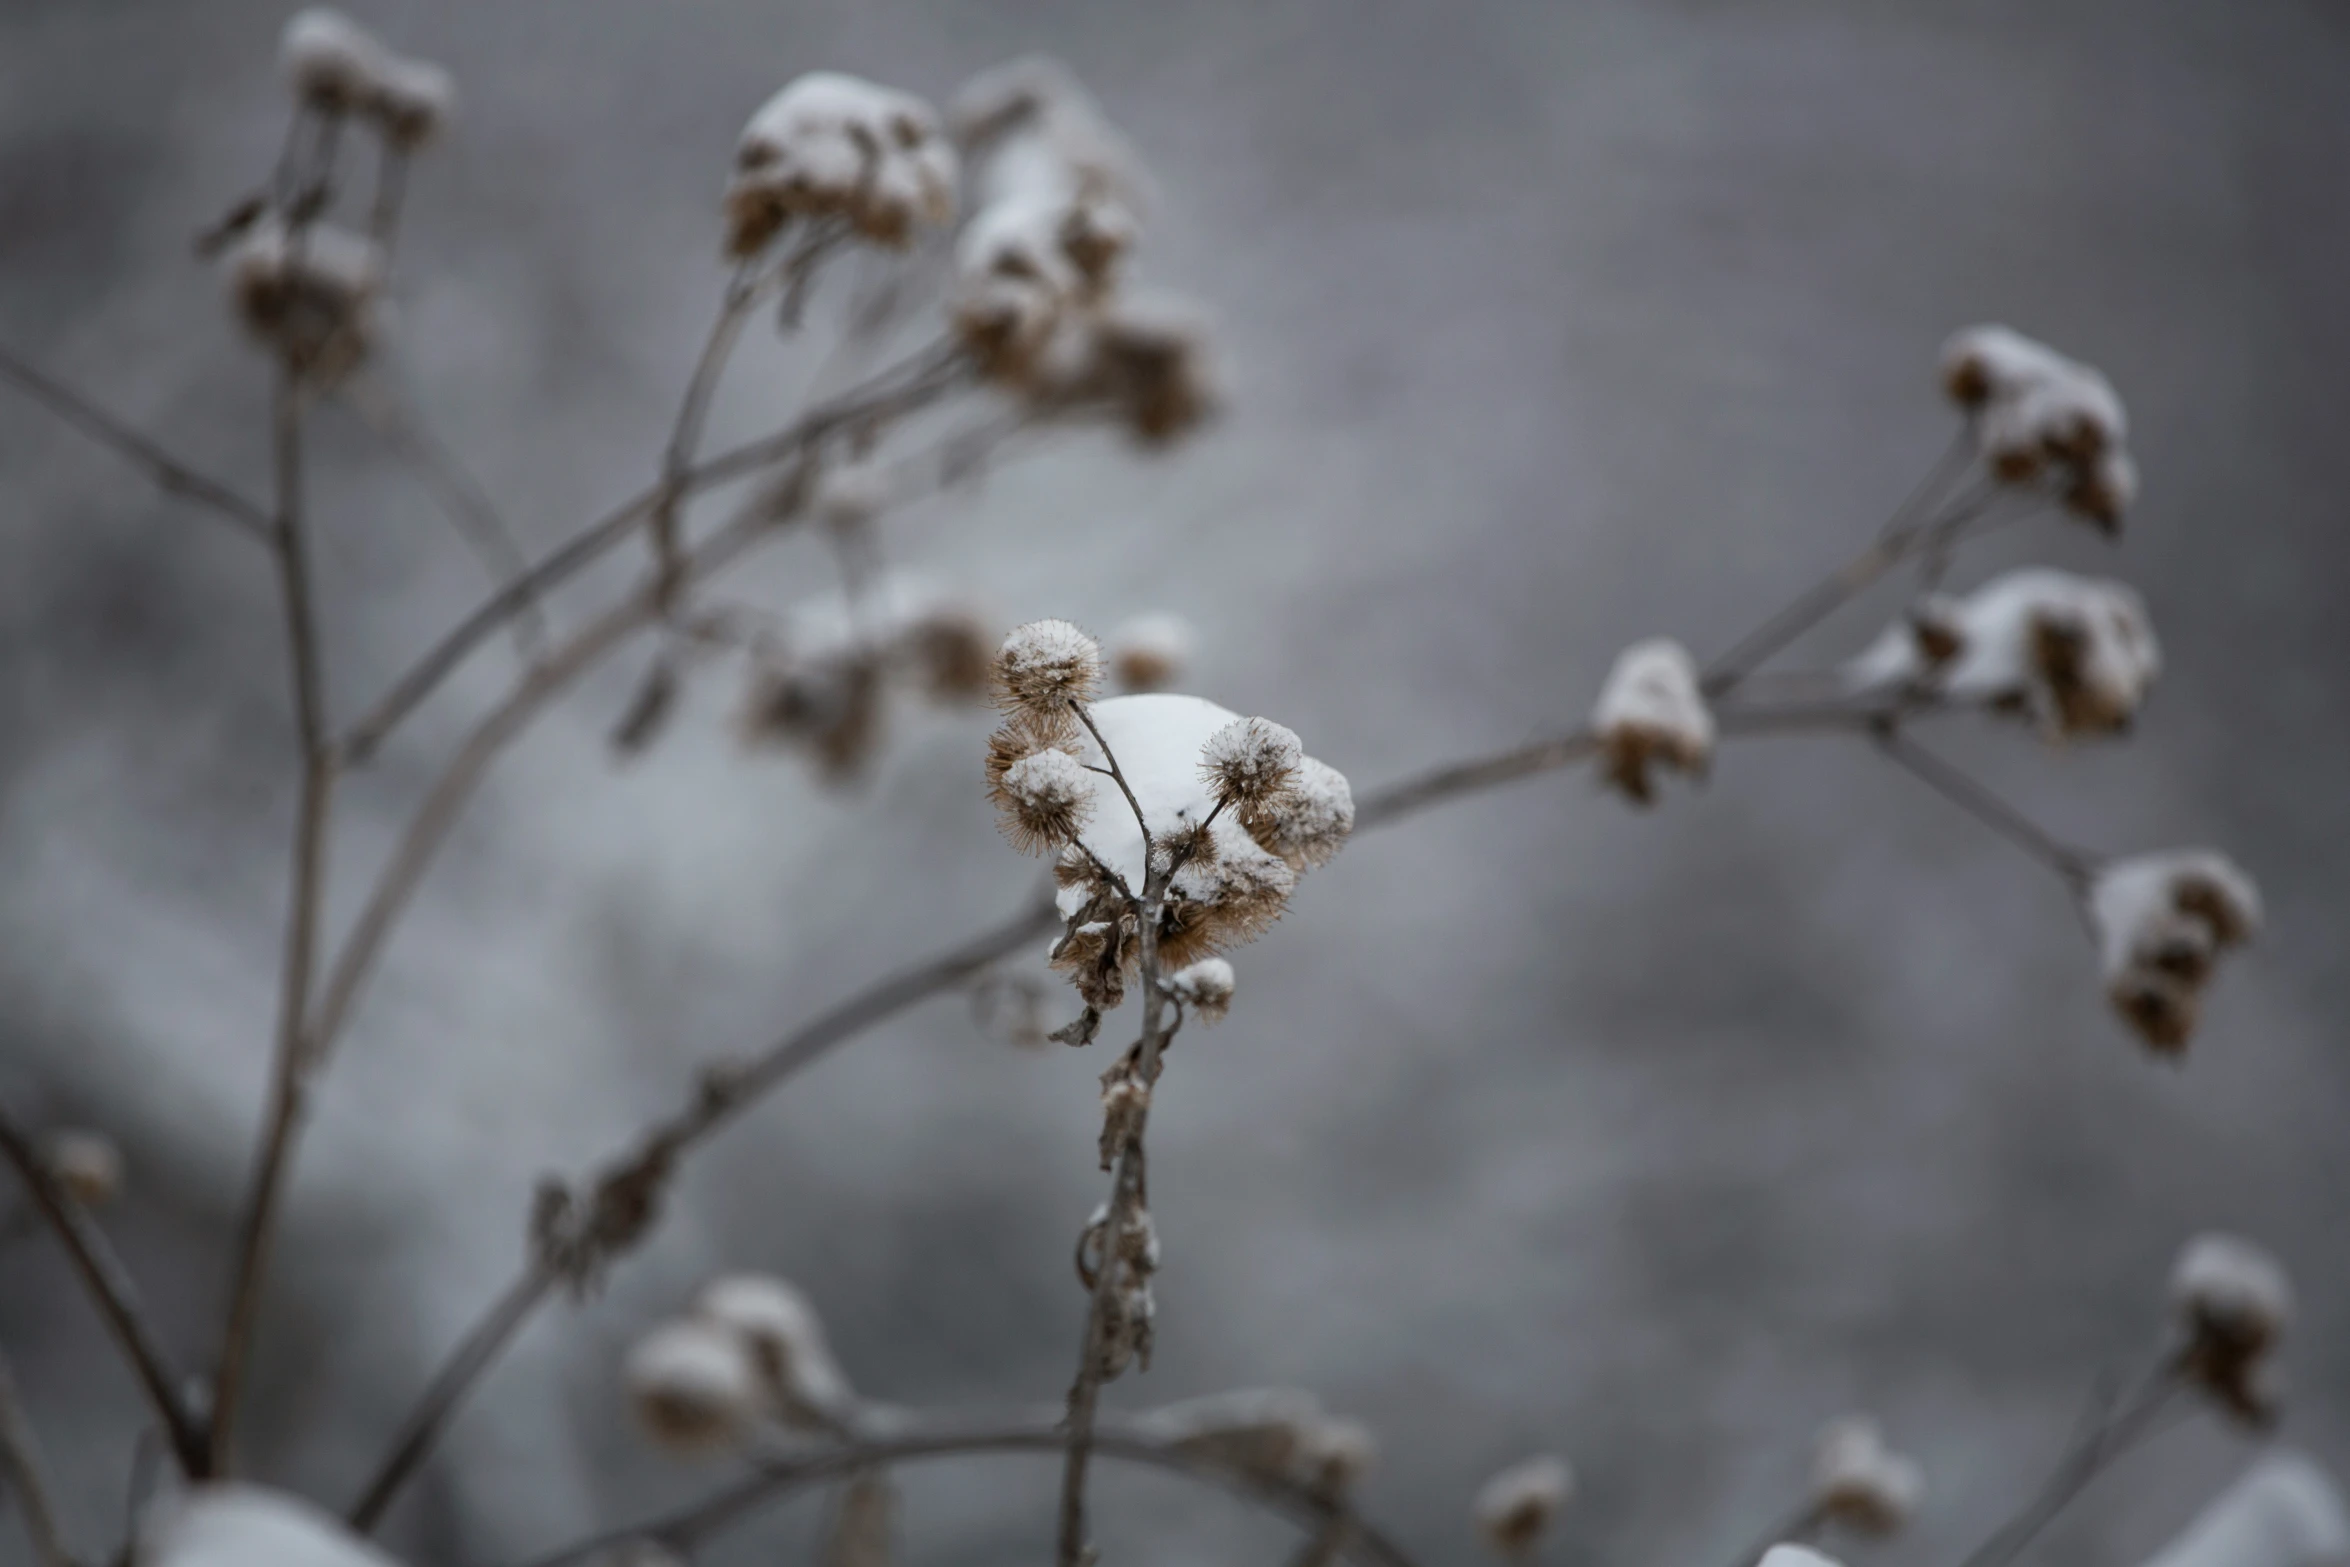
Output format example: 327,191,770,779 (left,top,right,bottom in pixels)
2088,850,2260,1055
1811,1417,1924,1536
724,72,957,256
987,707,1081,795
1085,293,1223,446
1939,325,2132,531
44,1129,124,1208
1591,637,1713,805
223,219,385,382
1168,957,1236,1023
1298,1417,1379,1496
278,10,453,146
2173,1234,2293,1362
1164,845,1296,966
1472,1454,1574,1559
901,601,995,703
1200,717,1302,809
2027,581,2160,737
995,748,1098,854
622,1319,765,1453
993,619,1104,712
1246,756,1355,870
693,1274,854,1430
1108,612,1195,693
